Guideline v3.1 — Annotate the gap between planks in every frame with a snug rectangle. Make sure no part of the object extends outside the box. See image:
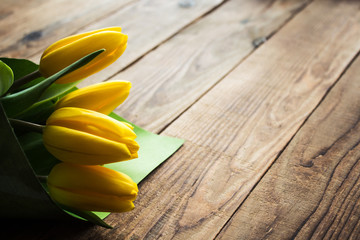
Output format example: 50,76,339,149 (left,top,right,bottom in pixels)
0,1,314,238
90,0,360,239
134,2,360,239
0,0,135,57
156,0,314,135
28,0,138,60
0,0,358,238
110,0,311,133
214,48,360,240
215,49,360,240
105,0,231,80
29,0,229,79
28,0,228,85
